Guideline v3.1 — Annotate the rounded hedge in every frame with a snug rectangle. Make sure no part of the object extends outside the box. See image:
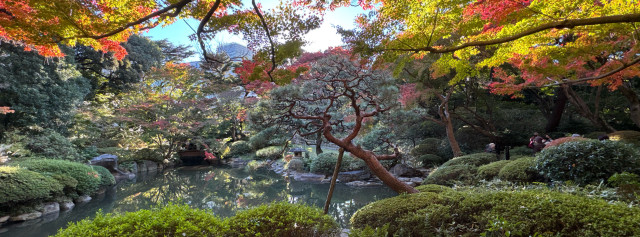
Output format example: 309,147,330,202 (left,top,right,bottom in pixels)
91,165,116,187
417,154,447,168
309,152,365,175
14,159,102,195
225,141,252,158
410,138,442,156
508,146,532,156
224,202,339,237
351,188,640,236
0,166,63,207
255,146,282,160
536,140,640,185
440,153,497,167
423,164,477,186
497,156,540,182
55,204,223,237
477,160,513,180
